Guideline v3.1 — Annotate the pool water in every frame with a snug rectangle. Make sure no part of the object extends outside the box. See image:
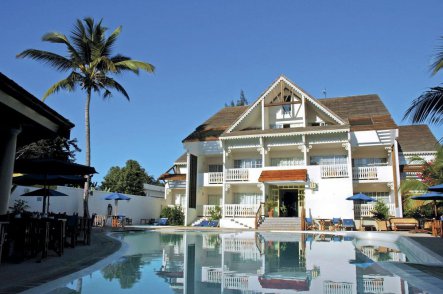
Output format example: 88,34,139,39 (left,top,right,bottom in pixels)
48,230,442,293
